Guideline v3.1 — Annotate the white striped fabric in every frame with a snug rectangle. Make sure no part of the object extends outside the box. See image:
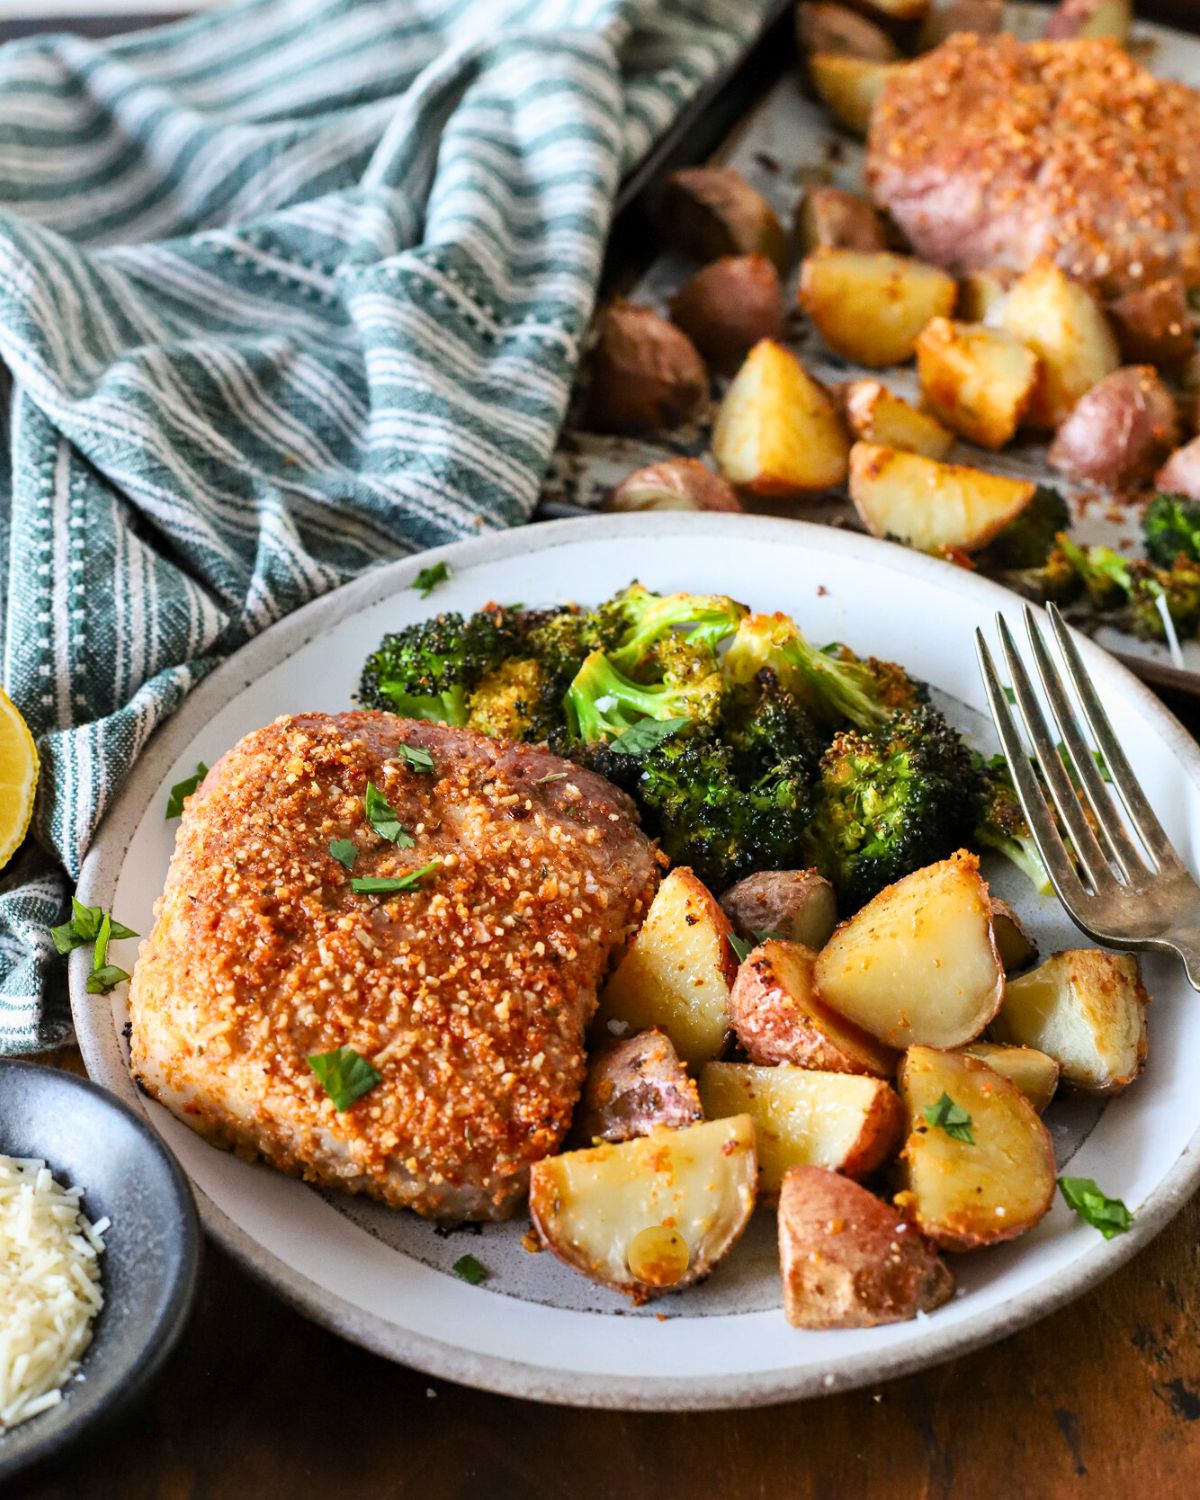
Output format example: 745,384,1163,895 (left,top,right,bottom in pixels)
0,0,774,1053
